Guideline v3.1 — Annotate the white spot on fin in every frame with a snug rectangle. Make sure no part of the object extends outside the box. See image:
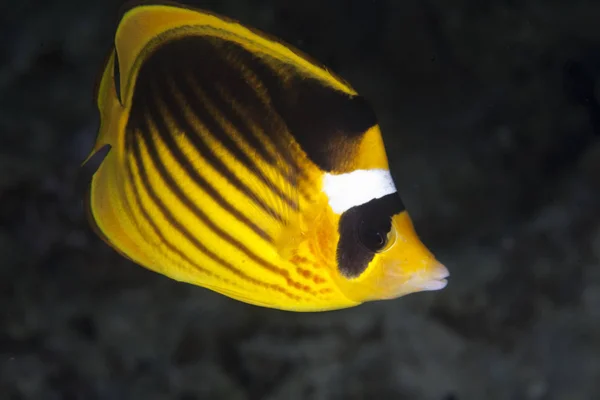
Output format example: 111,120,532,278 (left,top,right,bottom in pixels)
322,169,397,214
